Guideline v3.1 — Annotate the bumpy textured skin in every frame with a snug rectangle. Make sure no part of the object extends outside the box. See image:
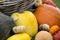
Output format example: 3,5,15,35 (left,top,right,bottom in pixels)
35,0,42,7
49,25,59,35
0,13,14,40
7,33,31,40
11,11,38,36
35,31,53,40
